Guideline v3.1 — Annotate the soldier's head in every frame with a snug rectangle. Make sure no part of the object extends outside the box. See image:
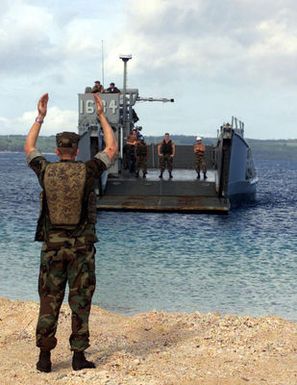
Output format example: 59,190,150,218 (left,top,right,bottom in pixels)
196,136,202,143
55,132,80,160
164,133,170,142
